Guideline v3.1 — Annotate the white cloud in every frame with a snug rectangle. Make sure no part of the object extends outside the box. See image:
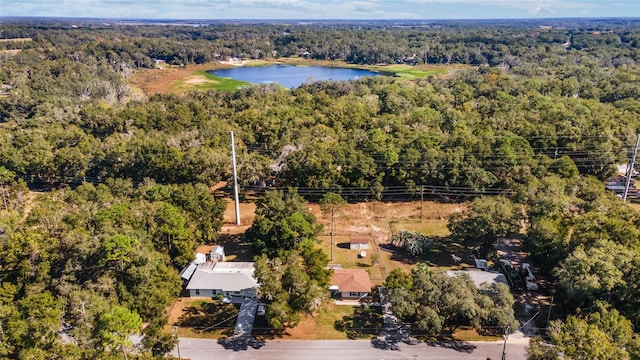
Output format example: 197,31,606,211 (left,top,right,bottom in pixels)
0,0,634,19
